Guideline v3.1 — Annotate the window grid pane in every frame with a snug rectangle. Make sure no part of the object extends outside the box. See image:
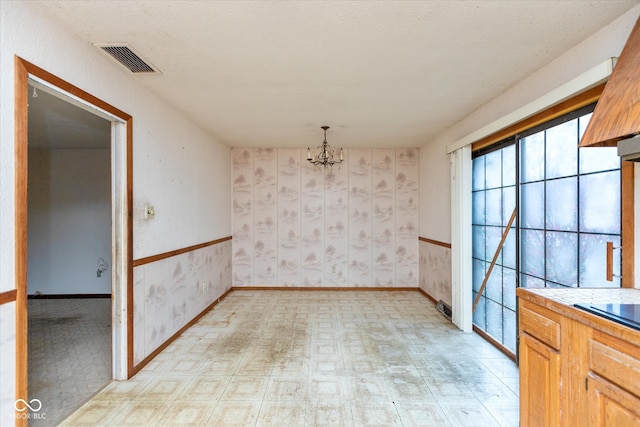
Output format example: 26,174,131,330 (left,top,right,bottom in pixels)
471,104,621,358
472,144,516,352
518,107,620,291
